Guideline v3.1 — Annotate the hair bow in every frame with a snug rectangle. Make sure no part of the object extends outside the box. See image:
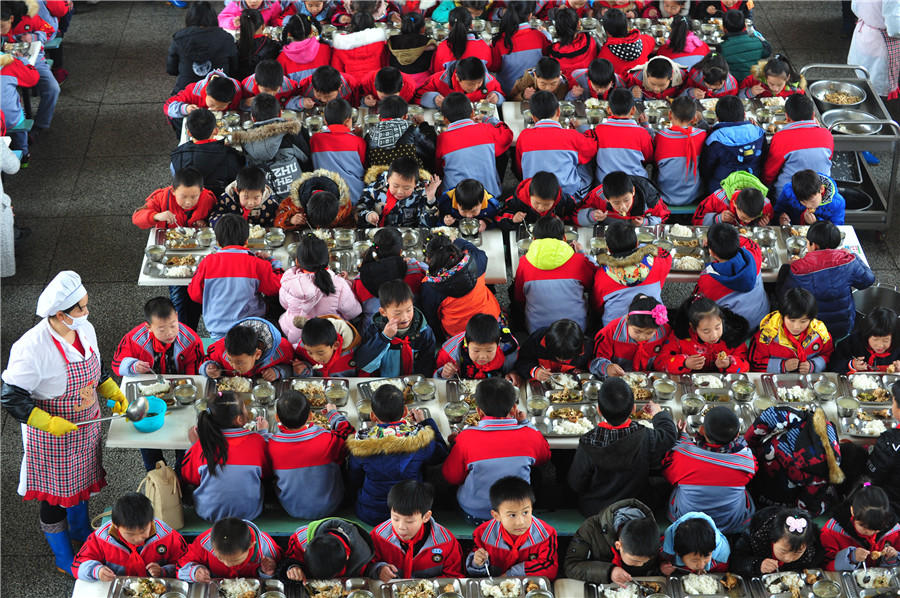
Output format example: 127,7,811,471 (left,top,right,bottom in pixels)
786,516,807,533
629,304,669,326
